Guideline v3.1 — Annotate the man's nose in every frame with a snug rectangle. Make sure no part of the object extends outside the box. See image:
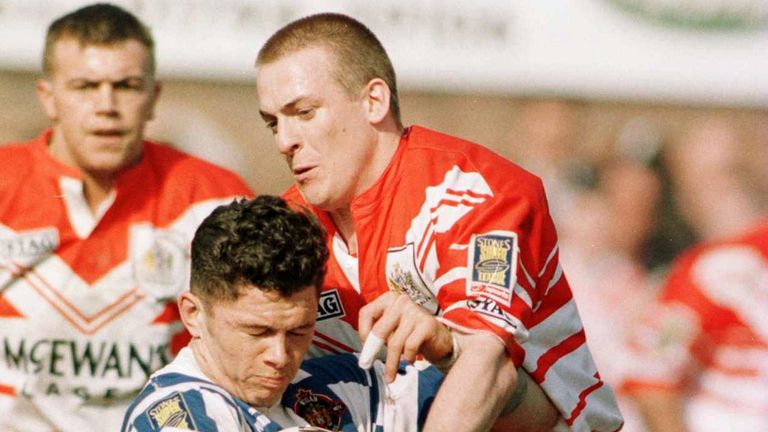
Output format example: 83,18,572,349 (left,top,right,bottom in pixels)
276,119,301,156
94,83,117,114
264,334,290,369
